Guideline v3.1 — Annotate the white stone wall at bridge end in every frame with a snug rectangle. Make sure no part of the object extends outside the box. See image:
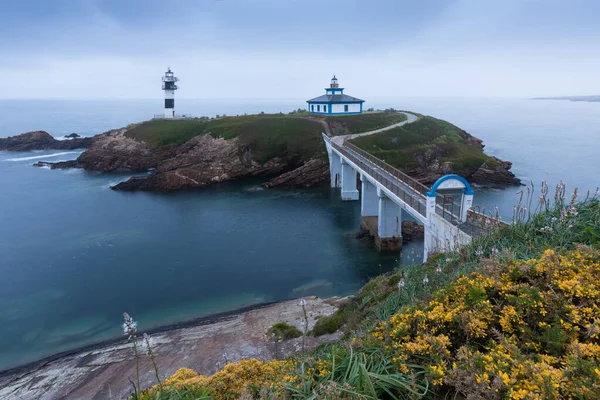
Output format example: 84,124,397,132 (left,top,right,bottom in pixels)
424,214,472,260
